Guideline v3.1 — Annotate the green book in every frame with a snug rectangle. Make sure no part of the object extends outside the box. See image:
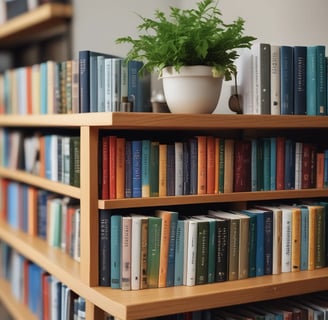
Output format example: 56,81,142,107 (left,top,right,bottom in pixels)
147,216,162,288
194,219,209,285
141,139,150,197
